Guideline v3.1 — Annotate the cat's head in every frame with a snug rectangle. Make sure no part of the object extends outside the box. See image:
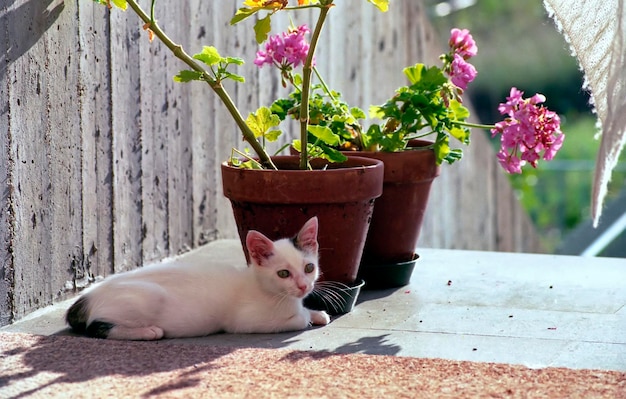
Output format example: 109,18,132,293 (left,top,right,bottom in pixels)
246,217,320,299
